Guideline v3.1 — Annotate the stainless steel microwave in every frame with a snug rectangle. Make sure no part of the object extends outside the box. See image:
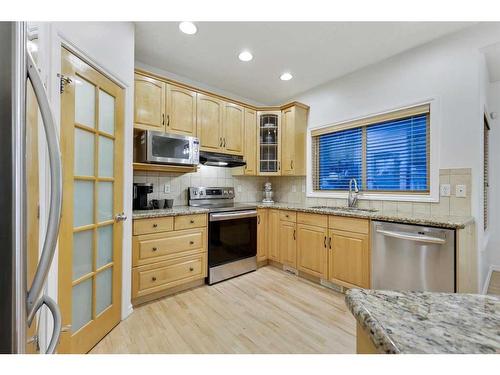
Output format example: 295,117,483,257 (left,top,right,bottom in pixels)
136,131,200,166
